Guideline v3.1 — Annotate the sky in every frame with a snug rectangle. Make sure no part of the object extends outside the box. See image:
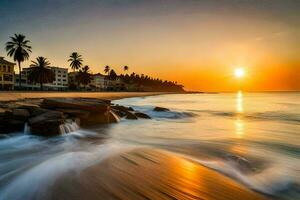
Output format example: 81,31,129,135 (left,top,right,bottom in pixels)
0,0,299,91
